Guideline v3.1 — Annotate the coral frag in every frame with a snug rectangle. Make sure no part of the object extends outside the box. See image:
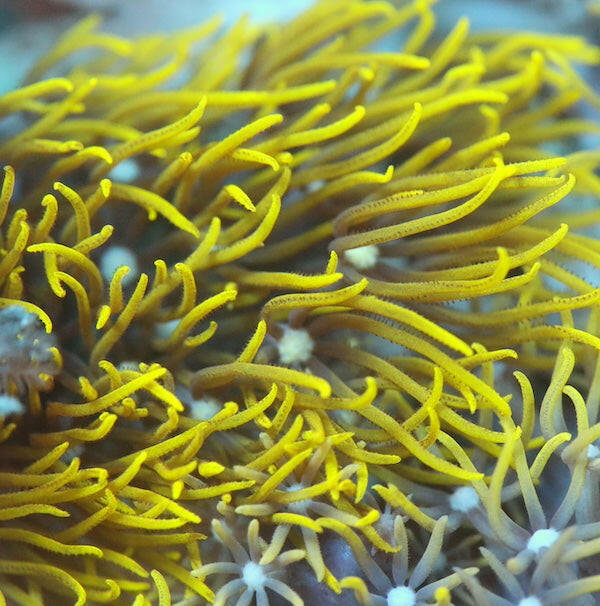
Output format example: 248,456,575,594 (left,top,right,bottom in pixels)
1,1,600,604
